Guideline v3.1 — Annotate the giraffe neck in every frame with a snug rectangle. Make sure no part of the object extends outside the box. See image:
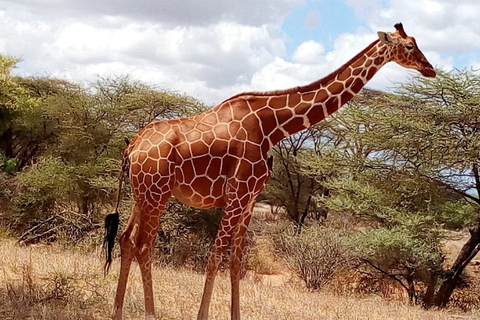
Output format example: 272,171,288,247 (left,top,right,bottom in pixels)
237,39,391,148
